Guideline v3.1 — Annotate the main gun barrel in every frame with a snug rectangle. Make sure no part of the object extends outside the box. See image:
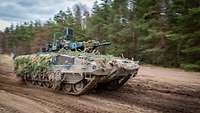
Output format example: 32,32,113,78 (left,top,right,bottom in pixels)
96,41,111,47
